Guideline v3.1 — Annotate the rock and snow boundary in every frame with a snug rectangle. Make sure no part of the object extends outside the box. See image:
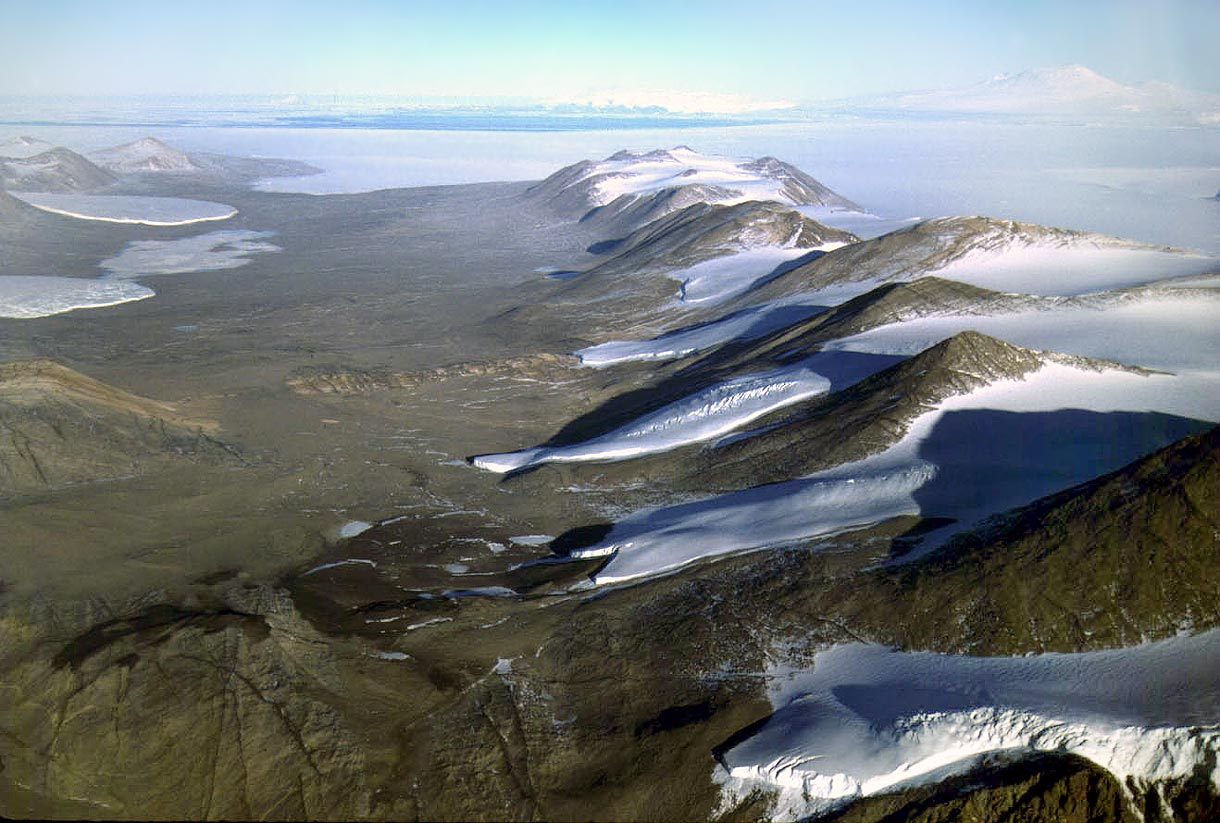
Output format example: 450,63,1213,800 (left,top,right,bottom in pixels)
716,630,1220,820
